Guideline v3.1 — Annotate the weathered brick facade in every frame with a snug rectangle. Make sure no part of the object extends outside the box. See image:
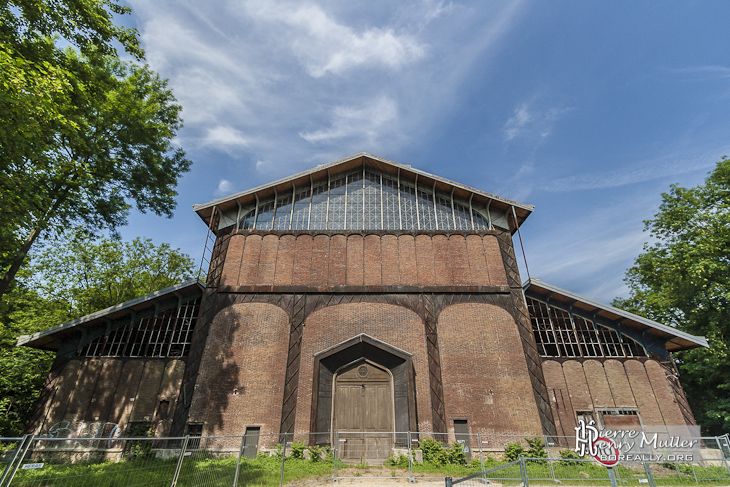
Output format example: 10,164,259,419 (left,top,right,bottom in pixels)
21,153,706,449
